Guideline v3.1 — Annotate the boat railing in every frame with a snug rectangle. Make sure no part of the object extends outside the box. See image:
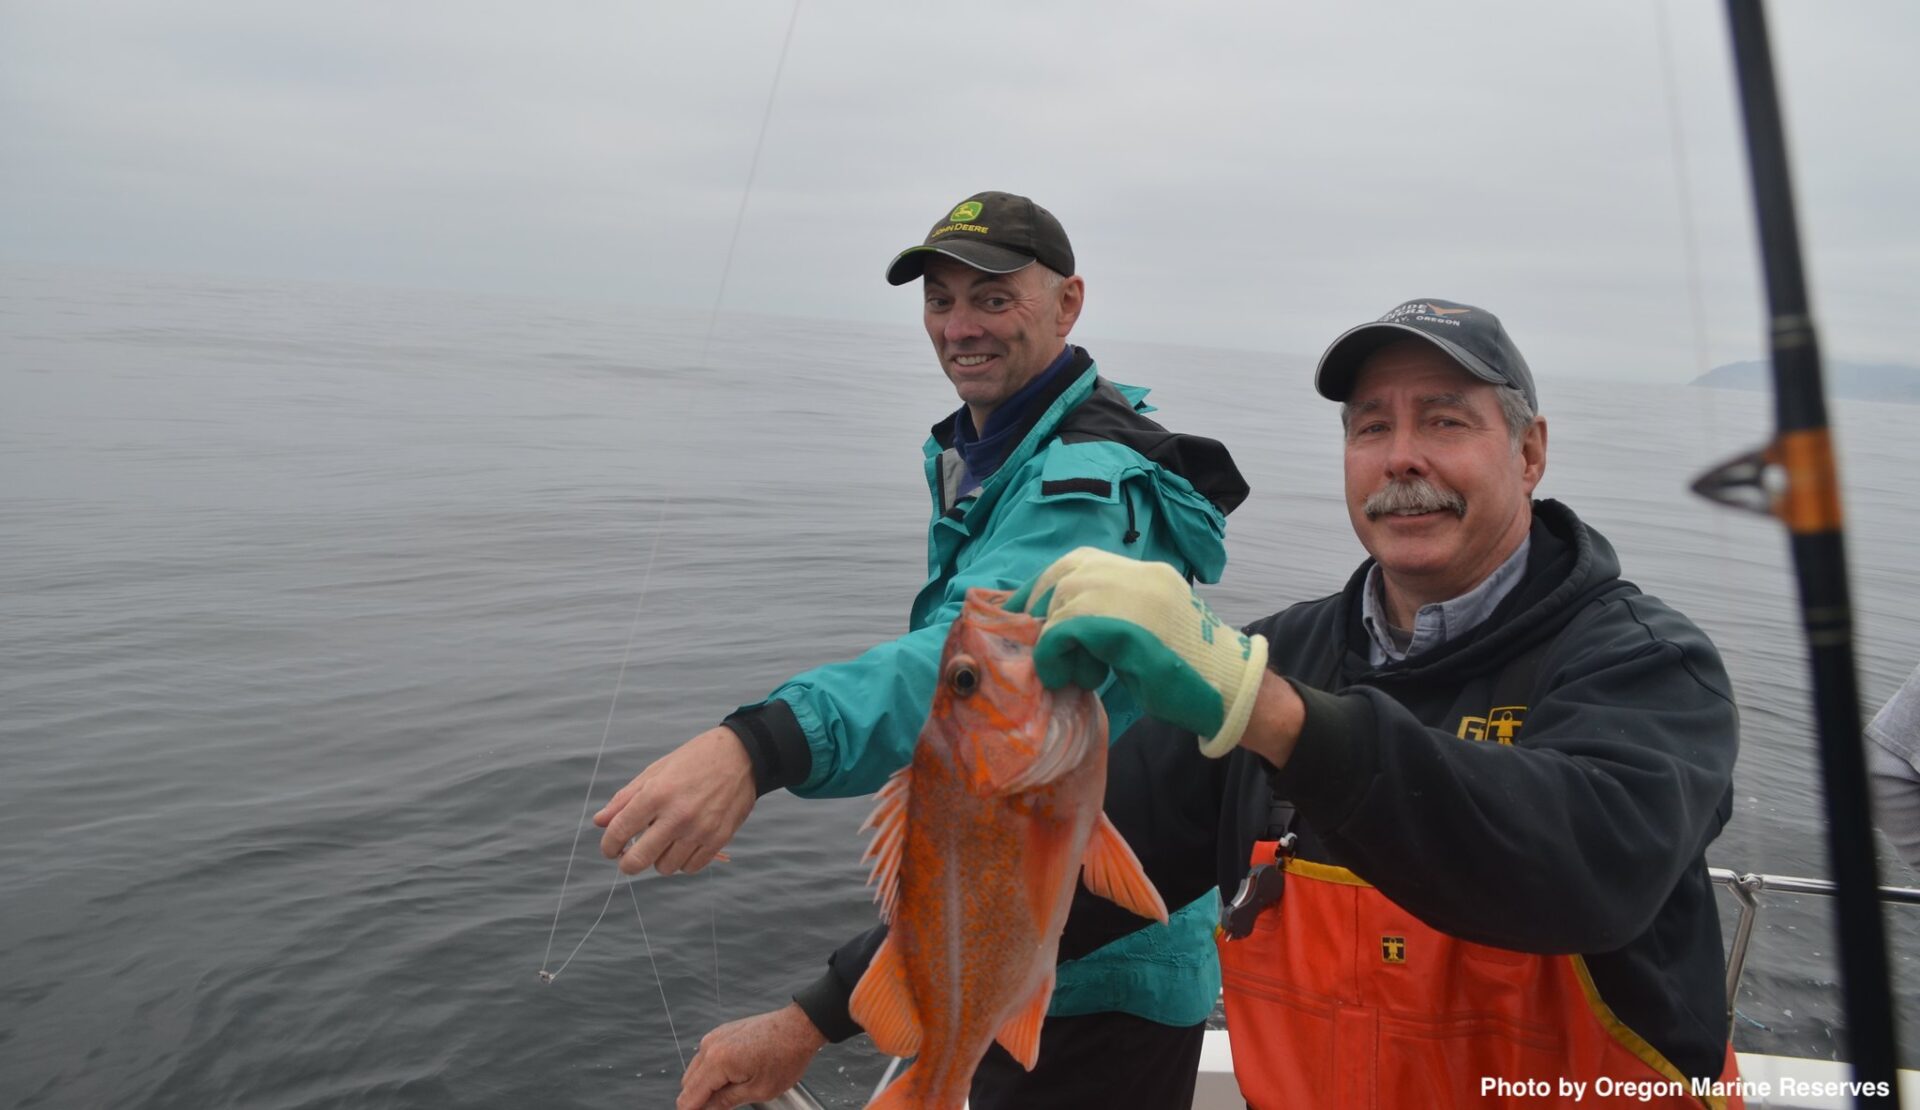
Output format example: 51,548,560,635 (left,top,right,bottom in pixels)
748,1089,829,1110
1711,866,1920,1019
